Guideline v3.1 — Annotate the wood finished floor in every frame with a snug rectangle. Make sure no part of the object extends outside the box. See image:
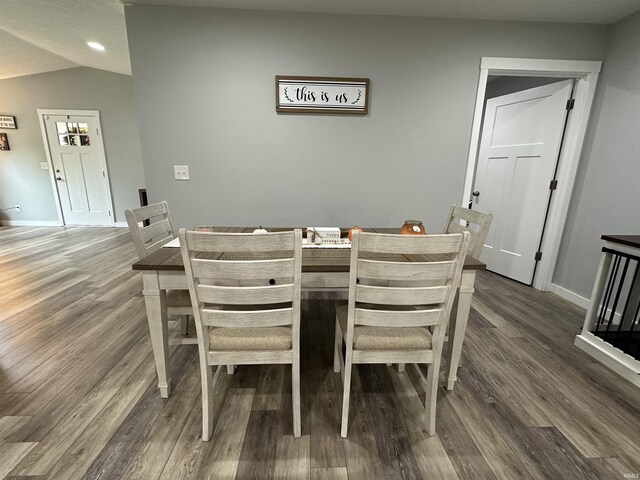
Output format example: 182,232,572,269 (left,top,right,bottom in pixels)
0,226,638,480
